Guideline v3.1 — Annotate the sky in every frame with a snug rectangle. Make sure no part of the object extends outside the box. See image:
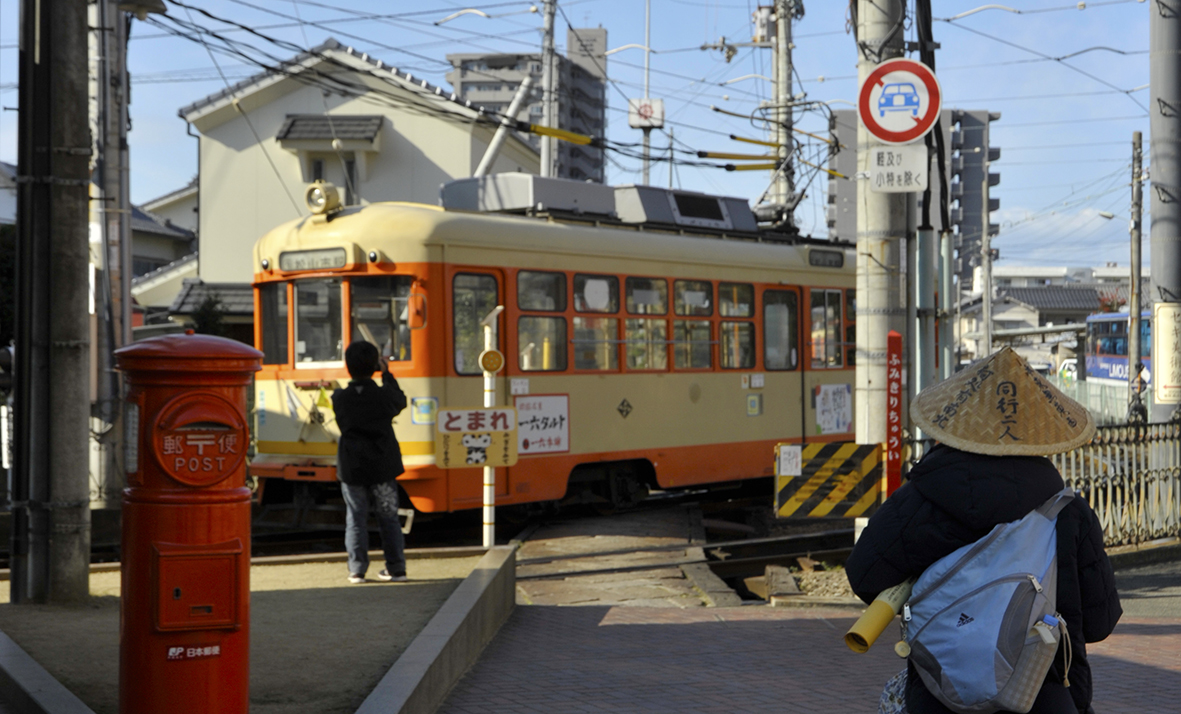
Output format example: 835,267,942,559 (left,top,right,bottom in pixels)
0,0,1152,269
